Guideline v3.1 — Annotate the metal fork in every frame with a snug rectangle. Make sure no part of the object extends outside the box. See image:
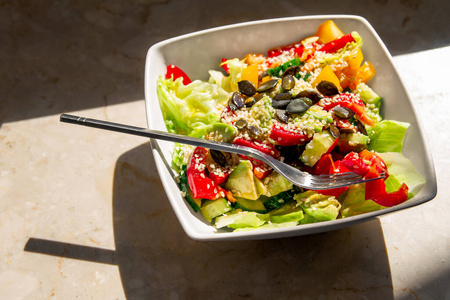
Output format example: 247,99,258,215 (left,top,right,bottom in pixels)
60,114,384,190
